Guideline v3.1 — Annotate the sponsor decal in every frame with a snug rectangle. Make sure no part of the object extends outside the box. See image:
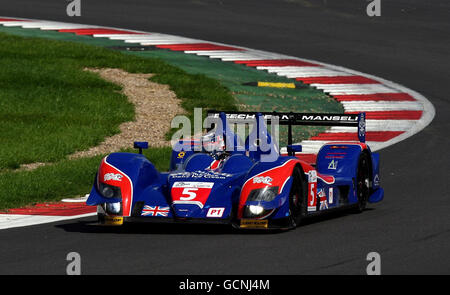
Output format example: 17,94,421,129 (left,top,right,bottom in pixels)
171,182,215,208
169,171,233,180
318,189,328,210
330,145,348,149
240,219,268,229
104,215,123,226
300,115,357,122
141,205,170,217
172,182,215,189
207,112,358,124
308,170,317,182
325,152,346,160
359,113,366,137
329,187,334,204
252,176,273,185
328,159,338,170
208,113,259,120
307,170,317,212
374,174,380,187
206,207,225,218
103,173,123,182
177,151,186,159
